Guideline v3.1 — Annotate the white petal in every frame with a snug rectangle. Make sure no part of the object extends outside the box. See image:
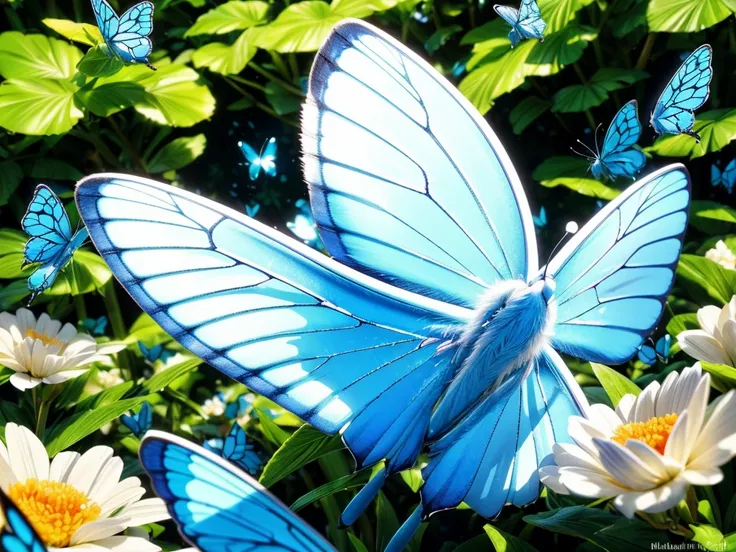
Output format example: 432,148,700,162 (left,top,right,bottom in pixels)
539,466,568,494
613,477,688,518
95,343,127,355
680,467,723,486
44,369,89,384
50,451,81,482
721,319,736,366
70,518,128,546
74,536,162,551
569,417,606,458
87,456,123,505
66,446,114,496
624,439,682,482
664,410,690,465
9,373,41,390
587,404,622,435
98,478,145,518
552,443,605,473
556,466,625,498
0,453,18,491
16,309,36,334
633,381,659,422
120,498,170,526
592,438,661,490
6,423,49,481
57,323,78,343
615,394,636,422
689,390,736,467
678,331,732,366
698,305,721,336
